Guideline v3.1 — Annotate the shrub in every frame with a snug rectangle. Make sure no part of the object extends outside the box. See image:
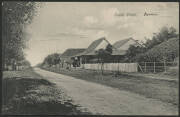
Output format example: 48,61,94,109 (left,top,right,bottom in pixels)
134,38,179,62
